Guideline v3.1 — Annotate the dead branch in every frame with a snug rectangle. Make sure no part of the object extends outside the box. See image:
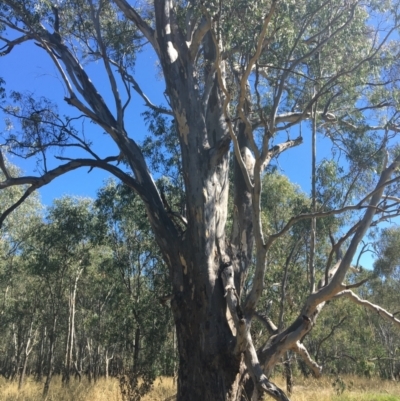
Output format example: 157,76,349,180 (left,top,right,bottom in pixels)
334,290,400,329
